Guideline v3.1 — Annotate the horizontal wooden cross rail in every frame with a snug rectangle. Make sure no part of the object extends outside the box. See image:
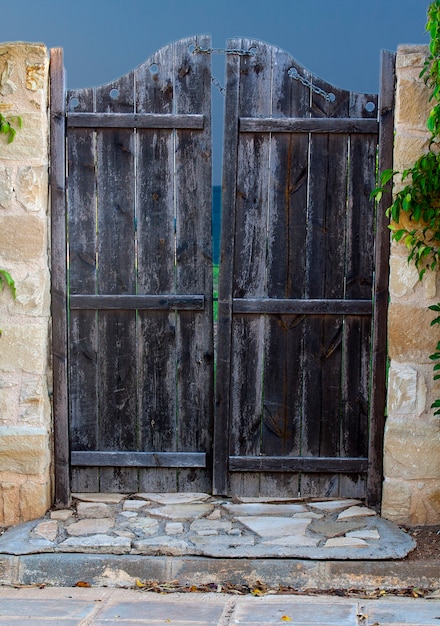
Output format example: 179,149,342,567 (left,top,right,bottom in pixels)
231,298,373,315
239,117,379,134
67,112,205,129
71,451,207,468
229,456,369,473
69,294,205,310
